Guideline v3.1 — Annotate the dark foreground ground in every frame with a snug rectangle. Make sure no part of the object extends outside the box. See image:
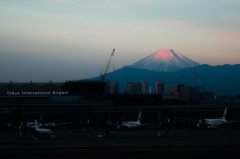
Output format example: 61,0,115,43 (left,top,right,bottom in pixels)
1,129,240,158
1,146,240,159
